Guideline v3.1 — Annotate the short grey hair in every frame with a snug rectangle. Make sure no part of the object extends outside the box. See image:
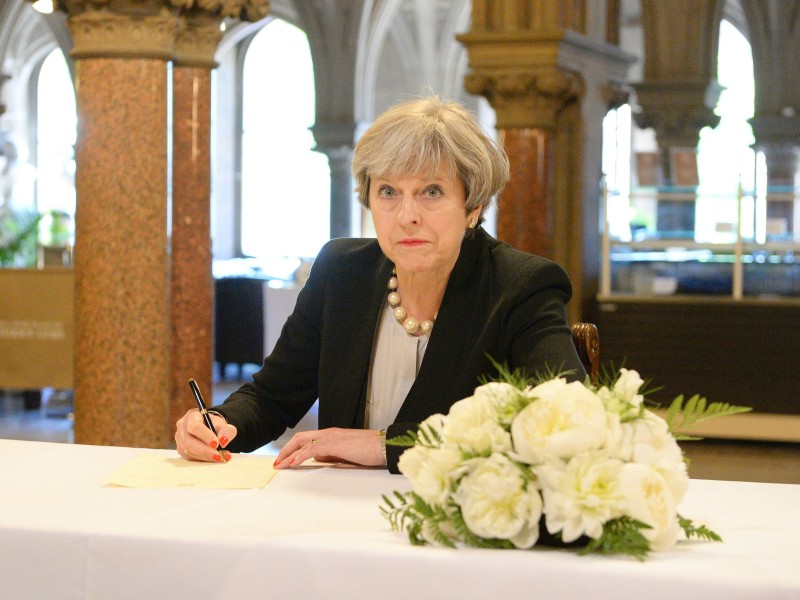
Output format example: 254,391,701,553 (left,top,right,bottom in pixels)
352,96,510,219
